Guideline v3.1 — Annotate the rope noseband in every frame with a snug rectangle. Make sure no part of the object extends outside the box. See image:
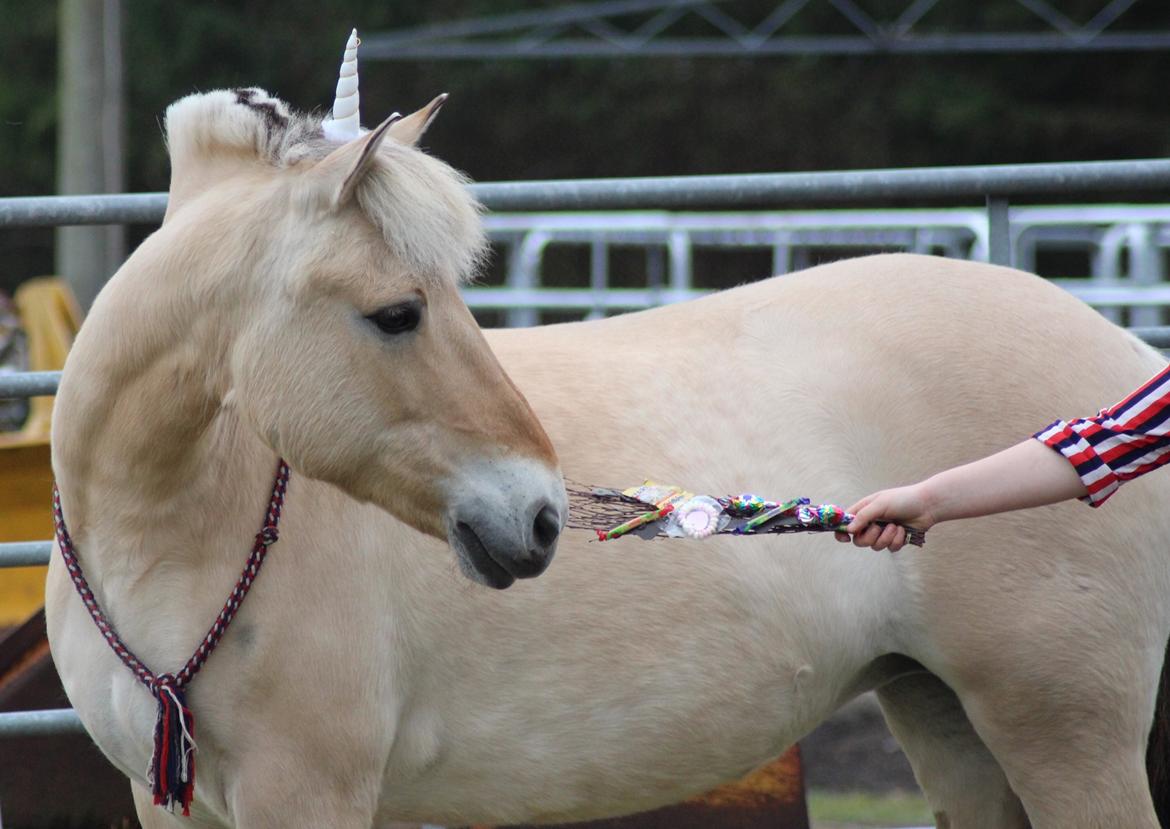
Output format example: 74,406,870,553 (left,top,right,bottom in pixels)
52,459,291,816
